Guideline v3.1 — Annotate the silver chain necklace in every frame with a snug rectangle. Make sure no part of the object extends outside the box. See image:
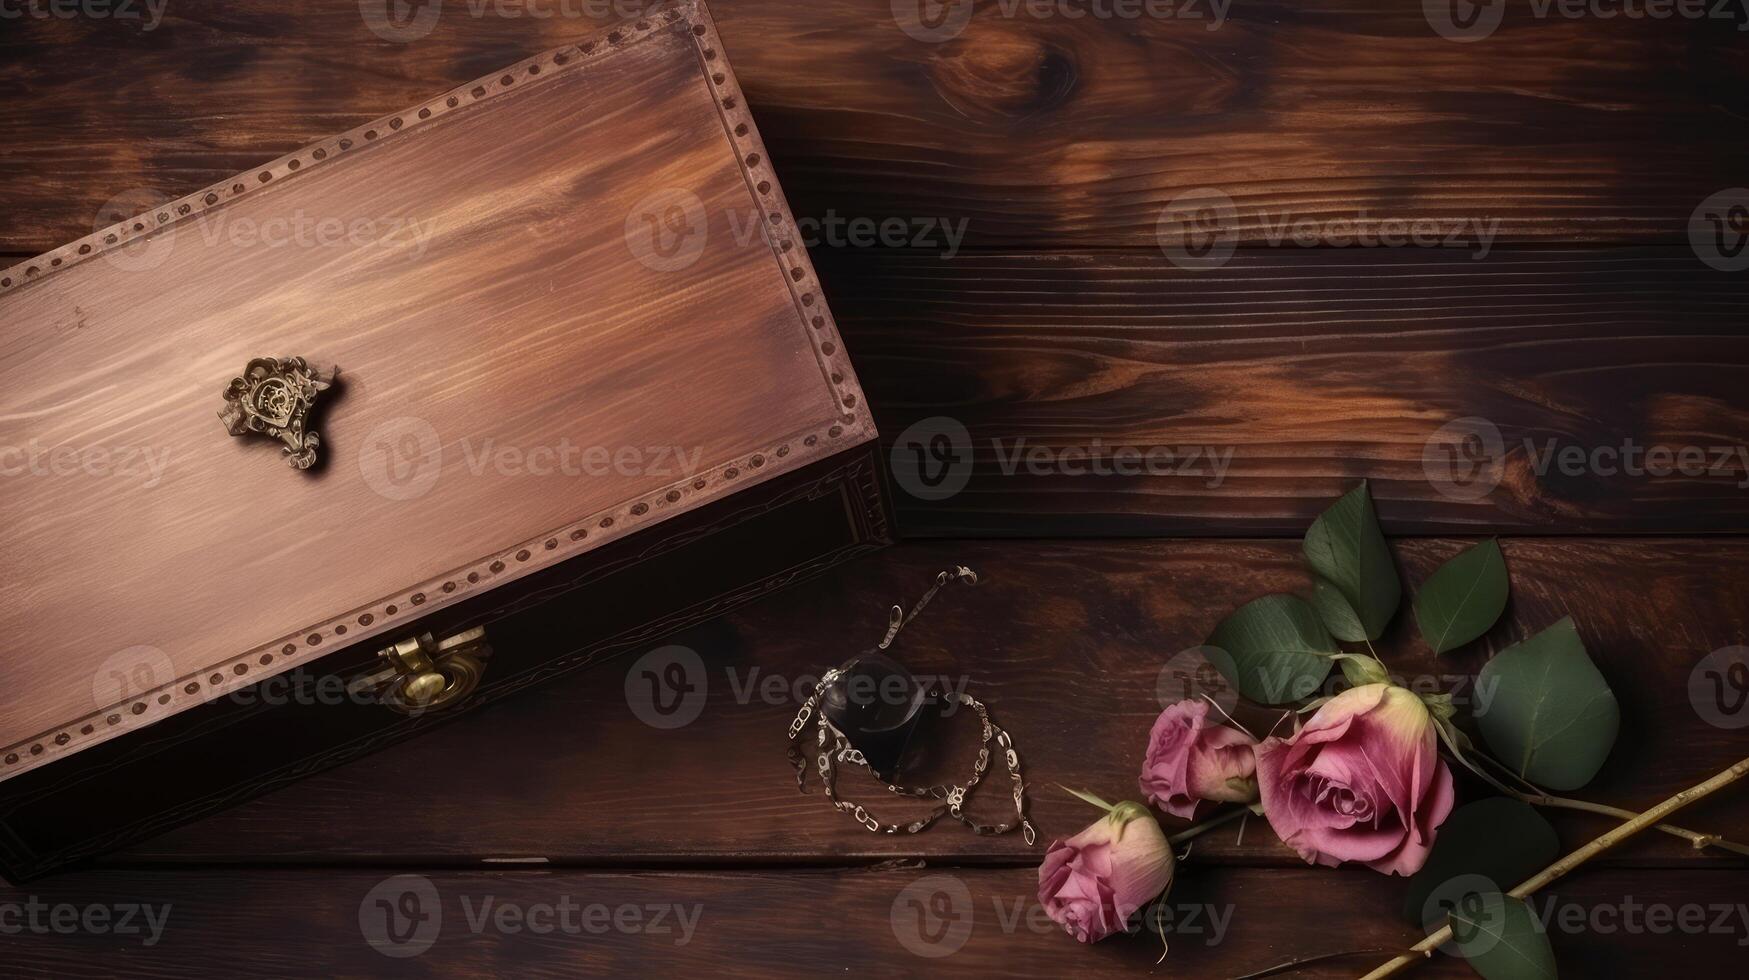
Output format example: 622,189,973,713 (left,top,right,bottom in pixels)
785,566,1037,845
